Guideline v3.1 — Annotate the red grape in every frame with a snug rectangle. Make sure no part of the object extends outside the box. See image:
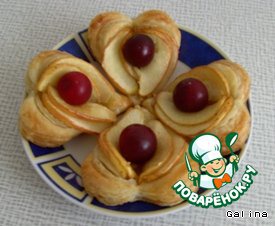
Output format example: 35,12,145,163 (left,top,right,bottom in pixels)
122,34,154,67
119,124,157,164
173,78,208,112
57,71,92,105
